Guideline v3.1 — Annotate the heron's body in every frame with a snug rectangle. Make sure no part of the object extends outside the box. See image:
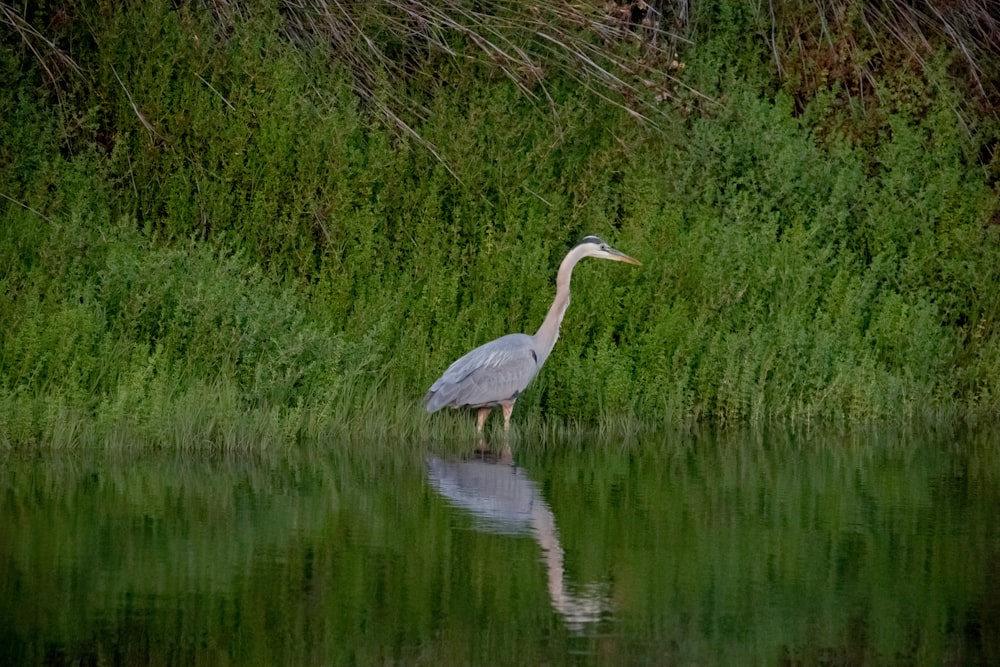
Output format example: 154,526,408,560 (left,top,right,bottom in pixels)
424,236,640,432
